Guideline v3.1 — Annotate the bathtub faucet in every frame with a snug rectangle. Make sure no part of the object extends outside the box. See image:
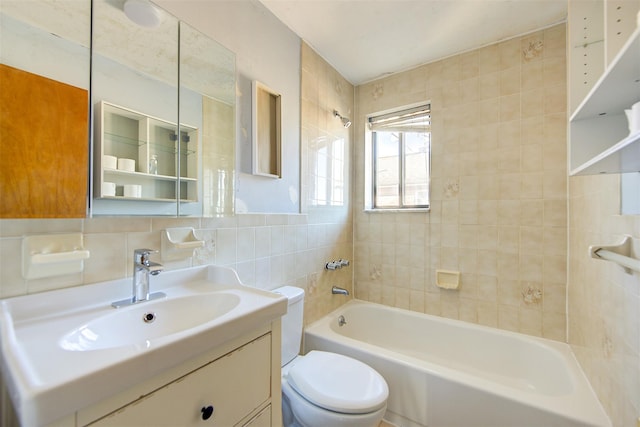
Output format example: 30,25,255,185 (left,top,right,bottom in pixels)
332,286,350,296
